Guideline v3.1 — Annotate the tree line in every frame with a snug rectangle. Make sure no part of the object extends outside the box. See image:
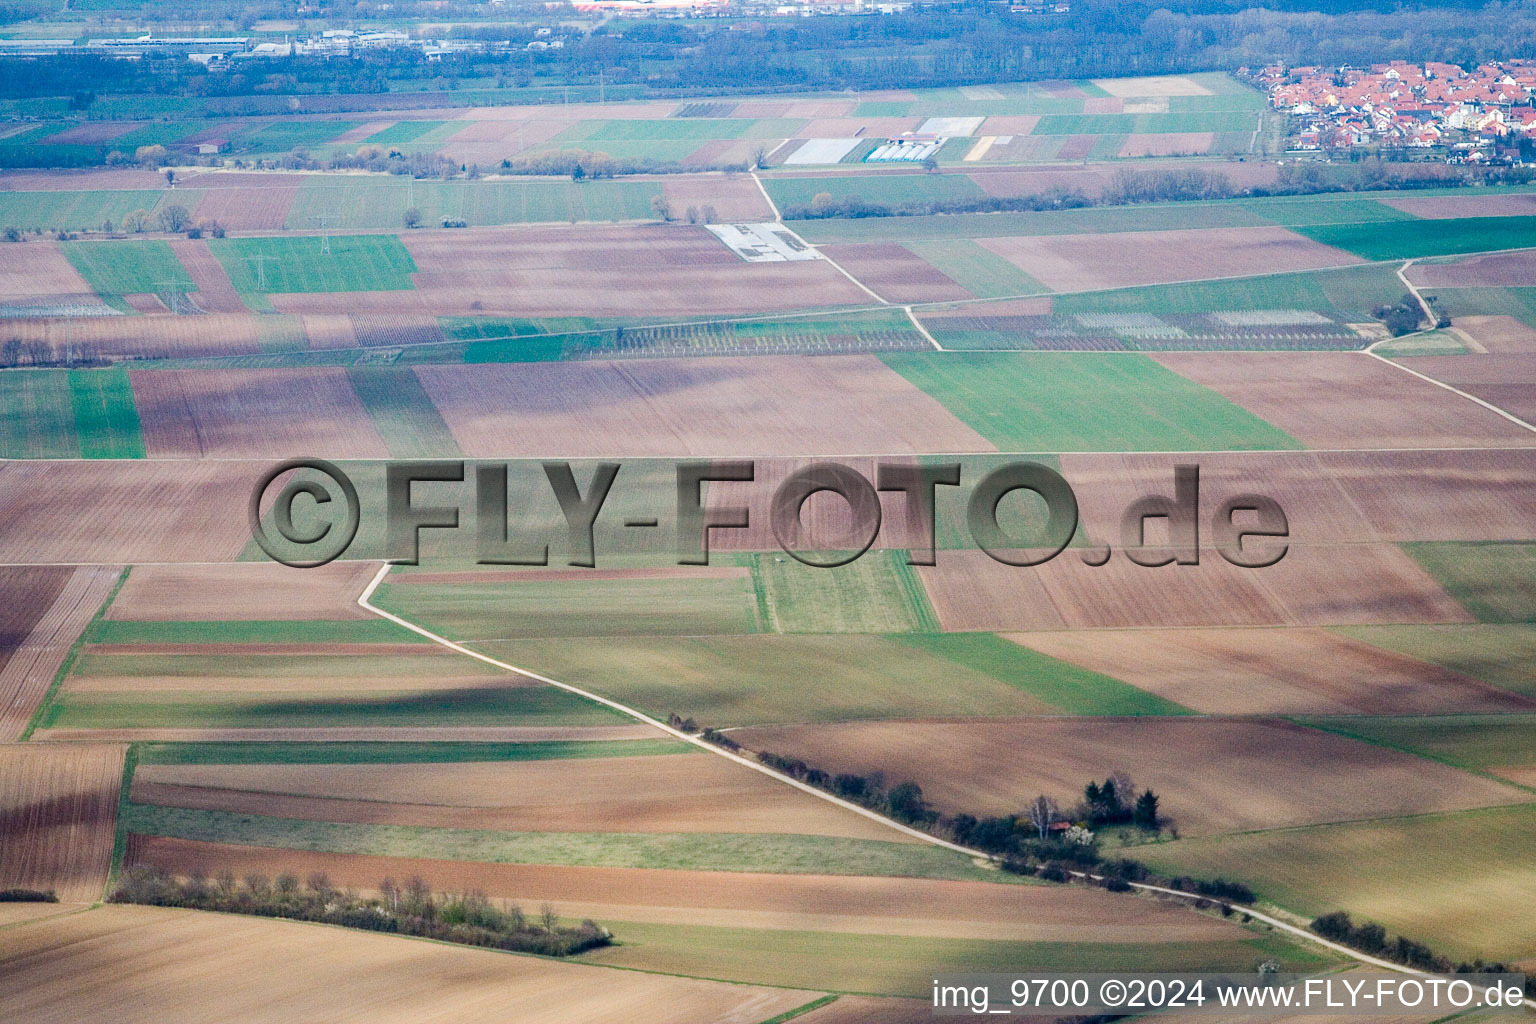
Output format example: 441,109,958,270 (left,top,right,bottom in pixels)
111,866,612,957
1312,910,1536,994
